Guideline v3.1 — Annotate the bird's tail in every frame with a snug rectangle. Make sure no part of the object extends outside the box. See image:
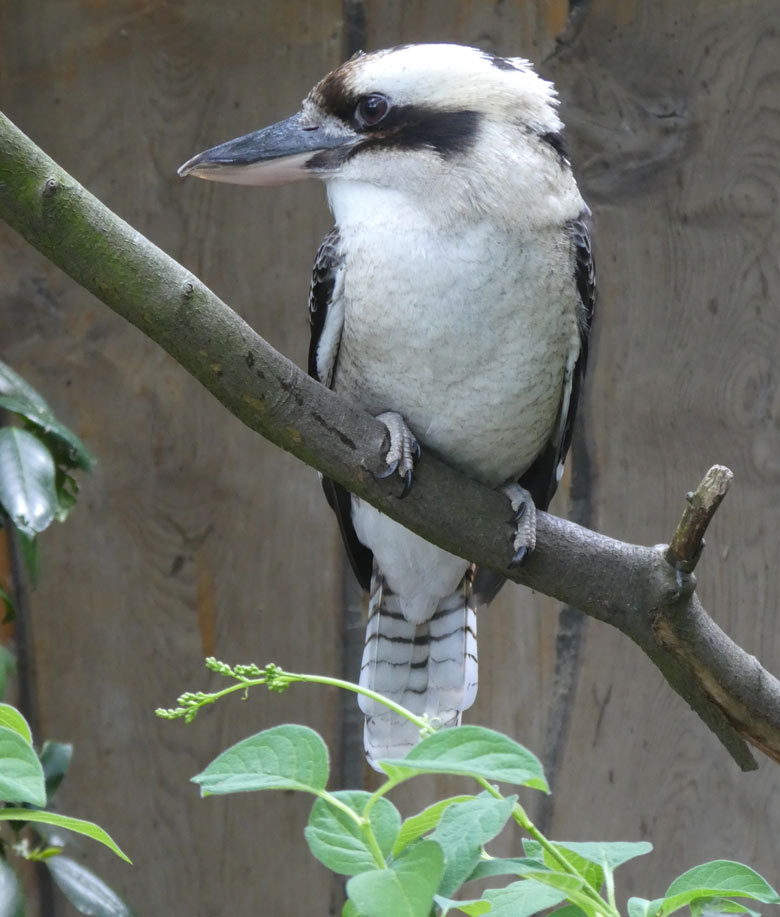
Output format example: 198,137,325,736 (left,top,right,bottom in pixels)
358,565,478,767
